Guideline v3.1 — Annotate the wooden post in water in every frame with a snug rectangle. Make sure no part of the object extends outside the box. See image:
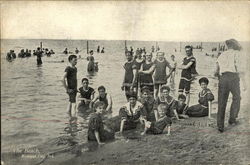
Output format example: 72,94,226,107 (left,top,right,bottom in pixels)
201,42,203,52
40,42,42,50
180,42,181,52
156,42,158,52
125,40,127,54
87,40,89,54
218,43,220,52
